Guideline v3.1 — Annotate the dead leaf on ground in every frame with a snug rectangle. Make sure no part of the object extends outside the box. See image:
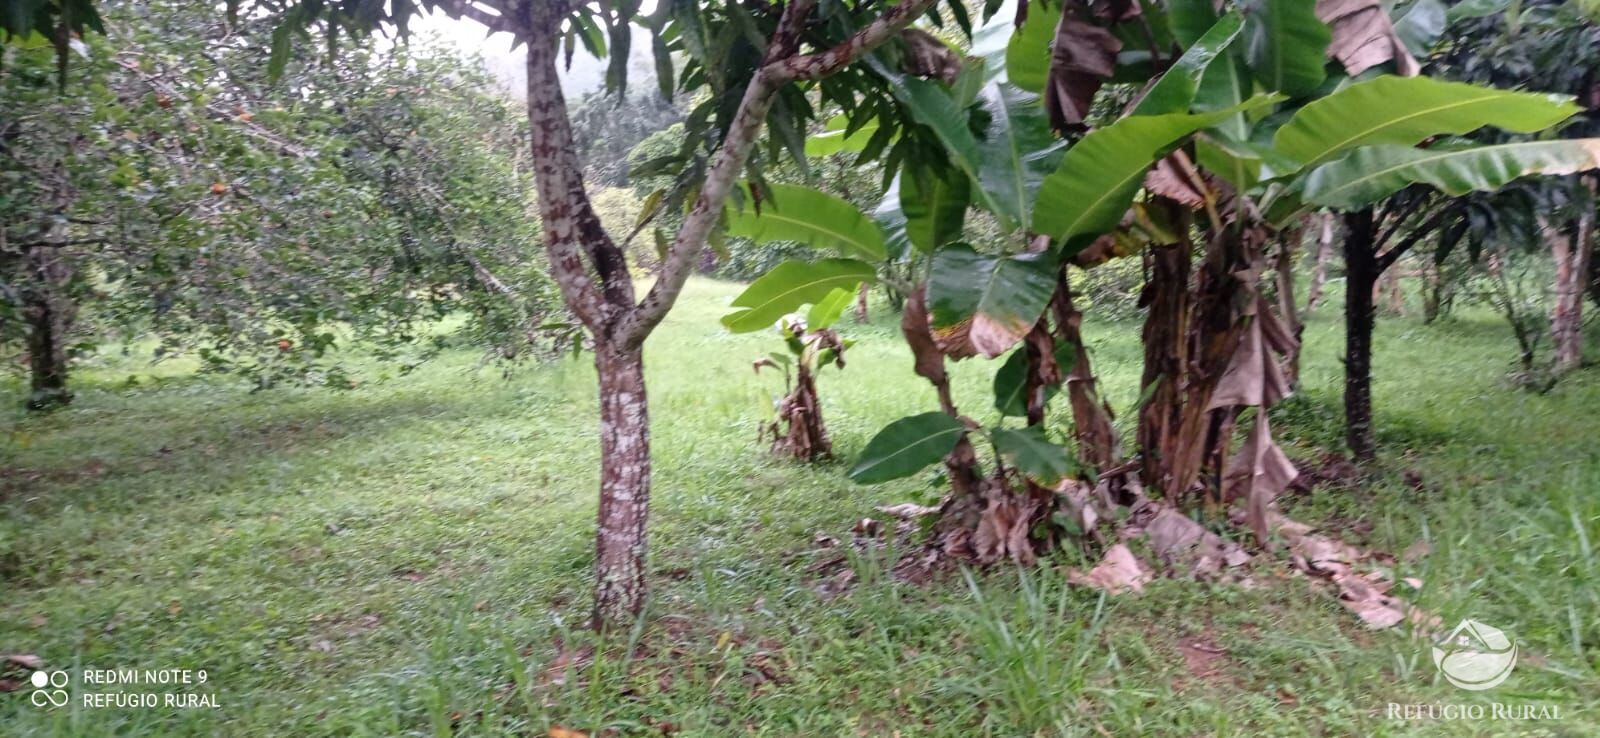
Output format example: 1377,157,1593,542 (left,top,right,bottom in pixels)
876,503,940,520
1066,543,1152,593
4,654,43,670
